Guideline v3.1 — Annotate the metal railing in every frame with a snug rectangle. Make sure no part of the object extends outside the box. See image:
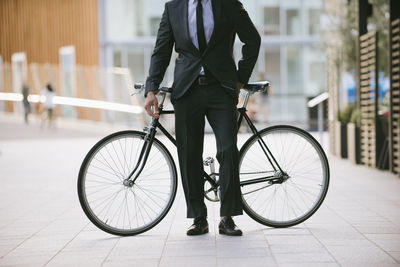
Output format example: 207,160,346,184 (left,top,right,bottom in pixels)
0,92,143,114
0,62,146,127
